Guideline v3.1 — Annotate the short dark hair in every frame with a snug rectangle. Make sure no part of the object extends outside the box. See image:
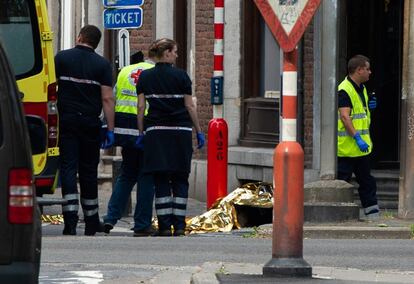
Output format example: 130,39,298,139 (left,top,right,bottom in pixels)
79,25,102,49
348,55,370,75
130,51,144,64
149,38,177,59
